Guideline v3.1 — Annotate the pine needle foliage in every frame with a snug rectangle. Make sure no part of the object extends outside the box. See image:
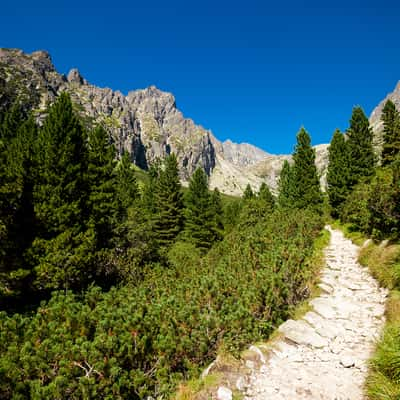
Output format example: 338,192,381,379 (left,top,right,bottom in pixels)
277,160,295,208
382,100,400,167
152,153,184,248
291,127,323,211
183,168,222,251
346,106,375,186
327,129,350,218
